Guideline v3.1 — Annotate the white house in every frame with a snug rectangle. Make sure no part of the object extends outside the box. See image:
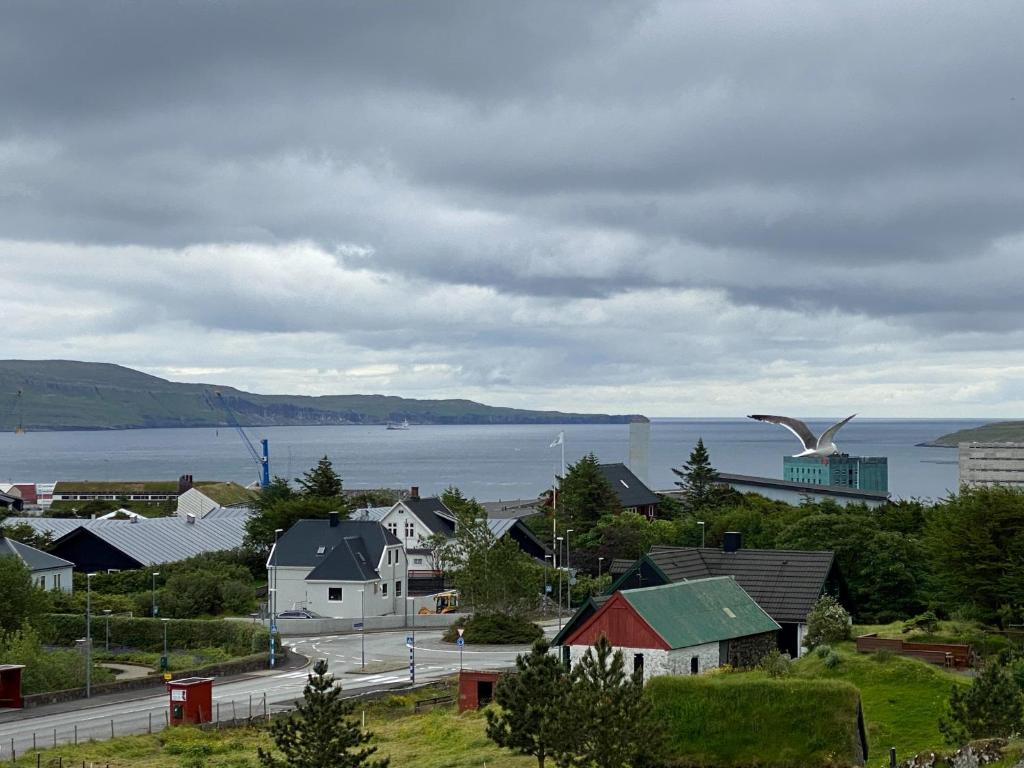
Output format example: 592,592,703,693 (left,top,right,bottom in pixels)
0,536,73,592
375,487,456,552
268,512,408,620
